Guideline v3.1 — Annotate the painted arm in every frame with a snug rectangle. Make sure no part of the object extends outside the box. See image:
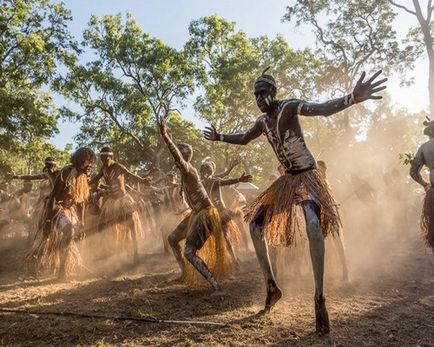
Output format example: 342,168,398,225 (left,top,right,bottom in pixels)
118,164,150,186
300,70,387,117
6,173,47,180
158,118,189,174
90,169,104,186
410,147,429,188
203,119,263,145
219,172,253,186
